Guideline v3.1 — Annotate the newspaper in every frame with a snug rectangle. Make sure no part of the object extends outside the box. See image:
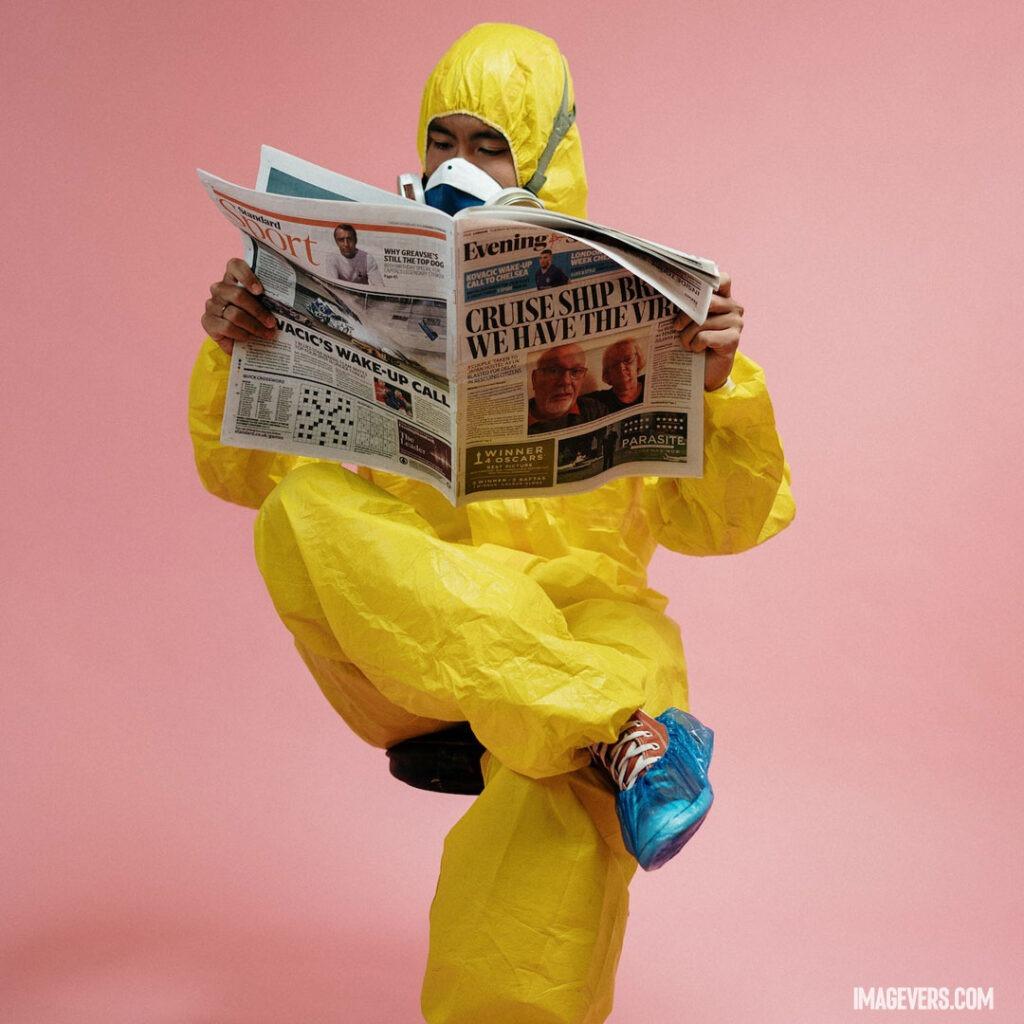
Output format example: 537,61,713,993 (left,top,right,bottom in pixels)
197,147,720,506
